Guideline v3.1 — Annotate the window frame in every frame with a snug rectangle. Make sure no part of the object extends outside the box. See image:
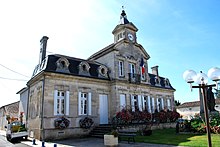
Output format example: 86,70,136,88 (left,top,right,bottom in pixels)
54,90,69,116
118,60,124,77
78,92,92,116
